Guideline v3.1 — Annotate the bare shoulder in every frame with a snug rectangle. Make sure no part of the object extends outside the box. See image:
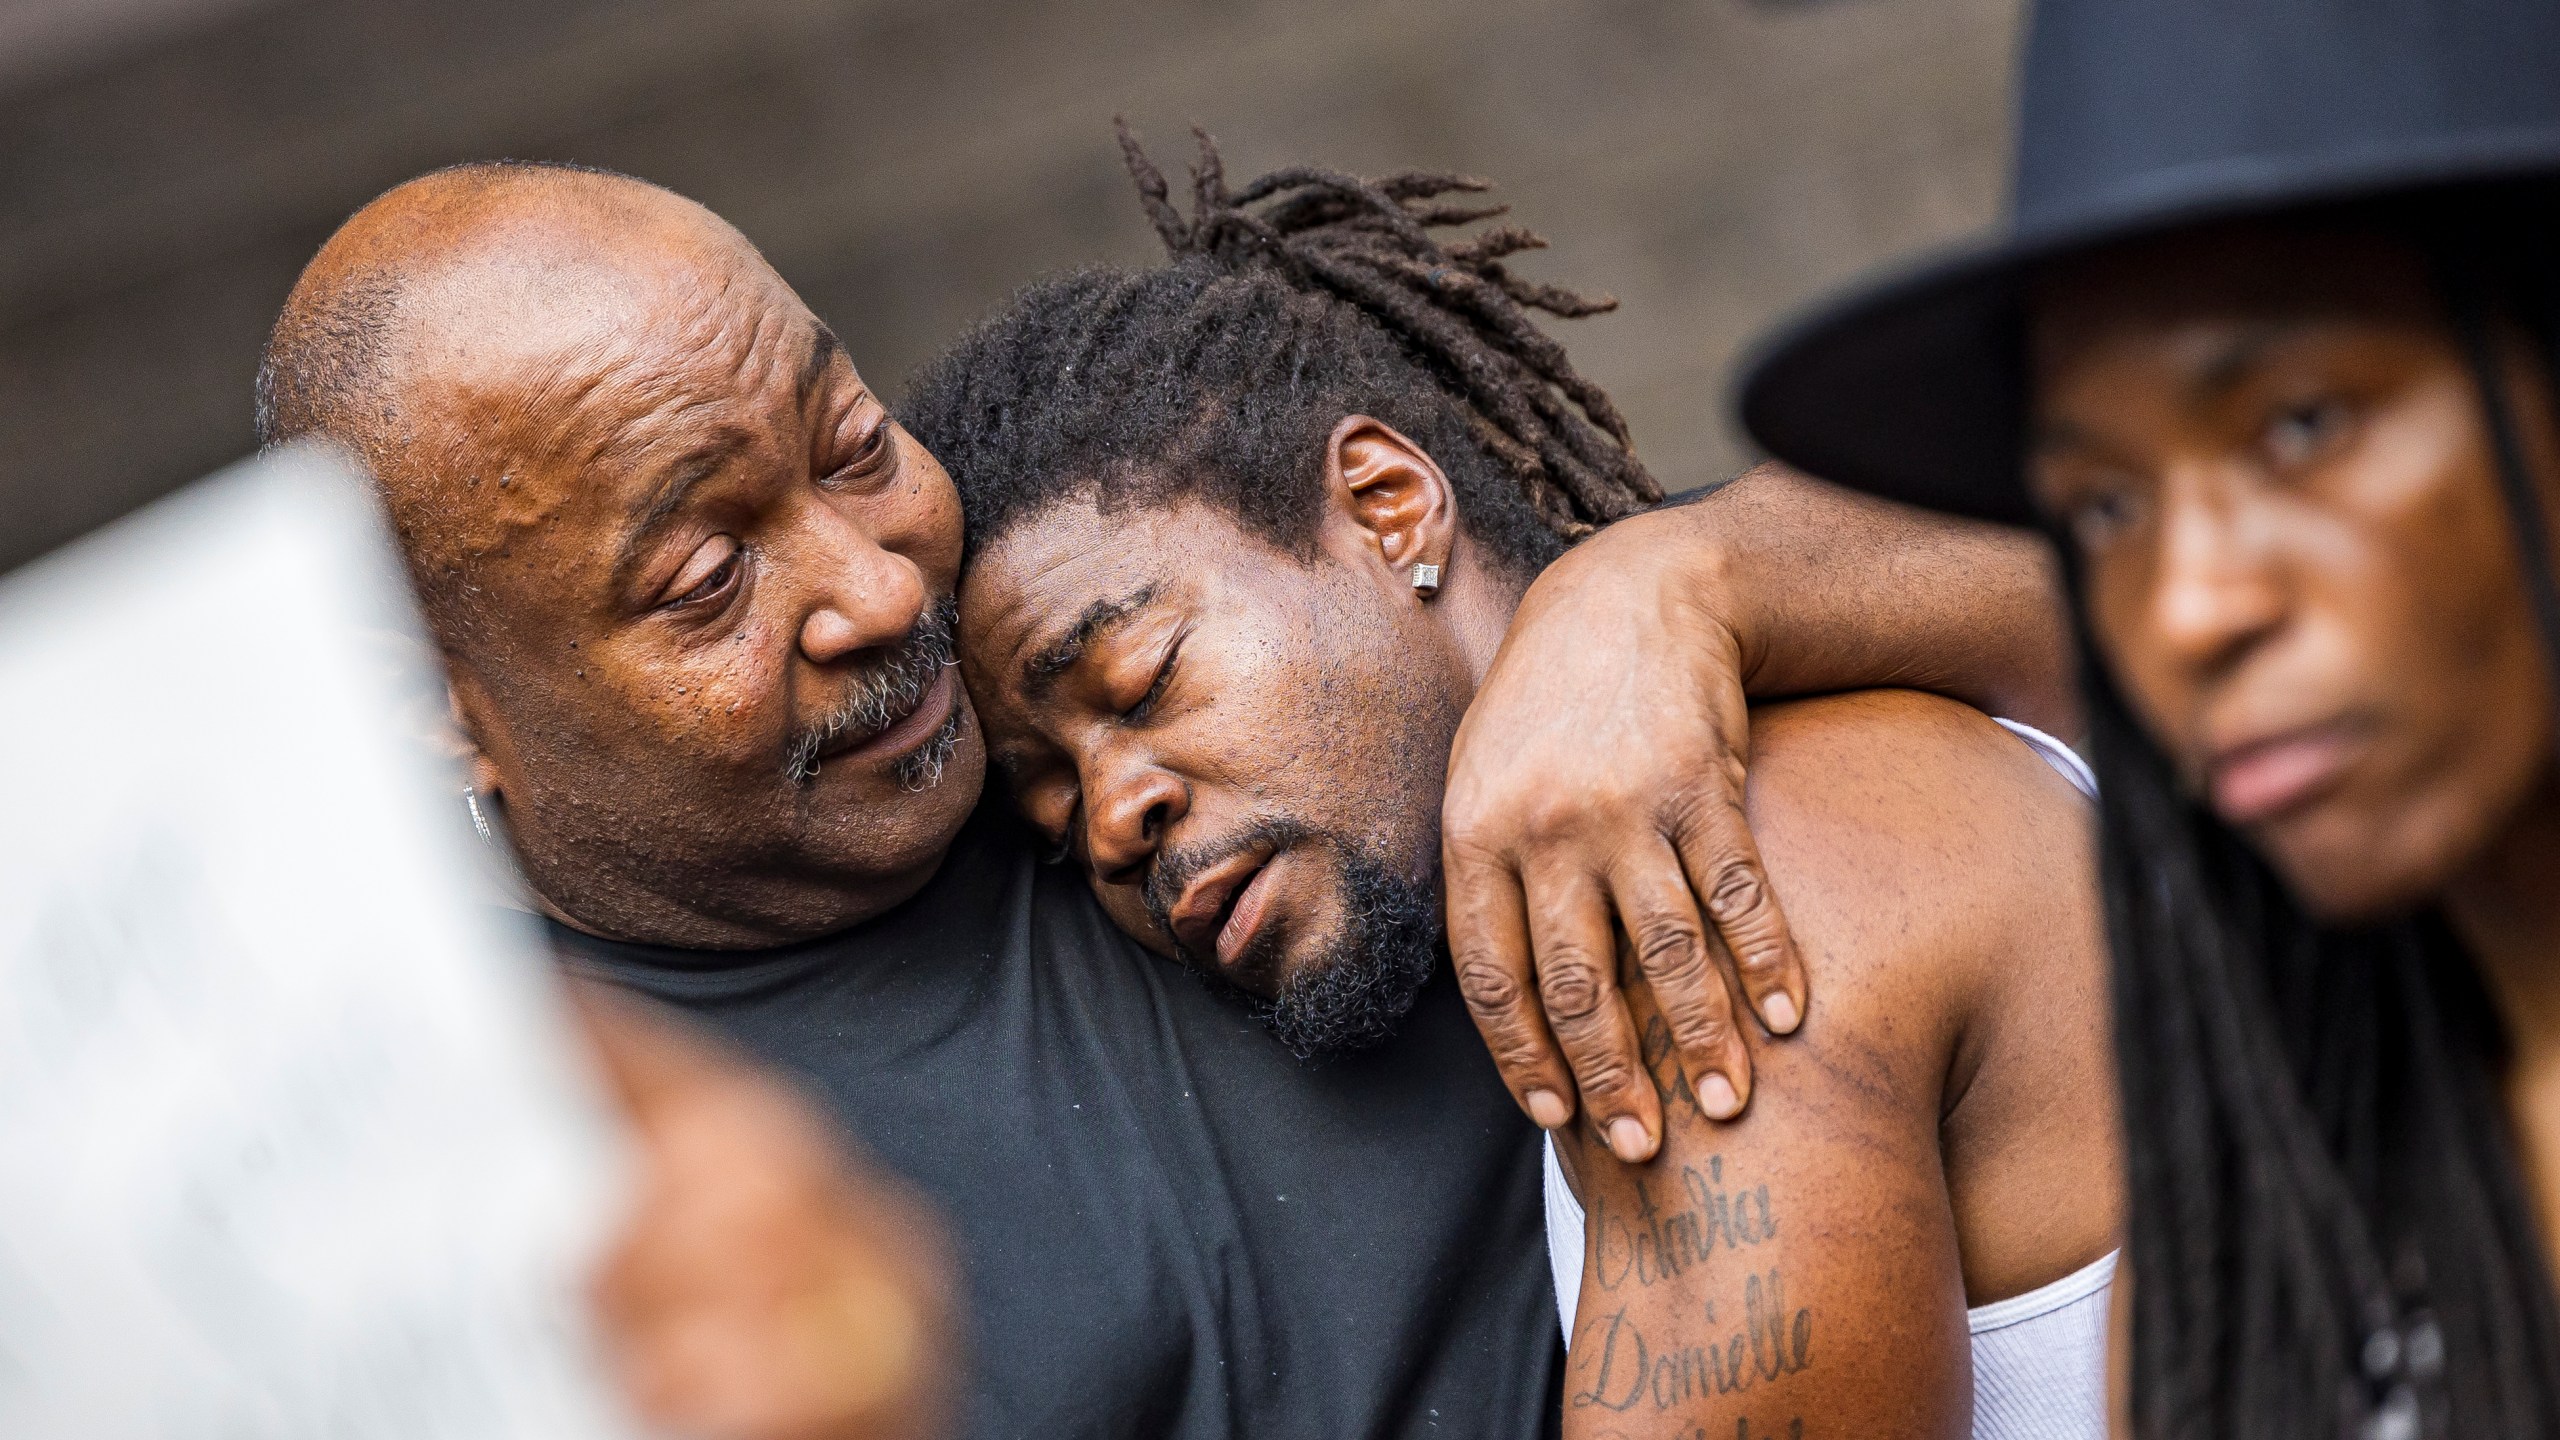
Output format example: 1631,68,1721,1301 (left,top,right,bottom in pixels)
1745,689,2118,1303
1746,688,2087,853
1738,689,2093,1002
